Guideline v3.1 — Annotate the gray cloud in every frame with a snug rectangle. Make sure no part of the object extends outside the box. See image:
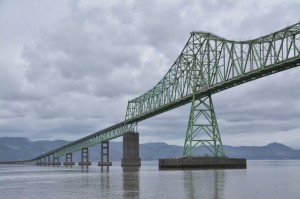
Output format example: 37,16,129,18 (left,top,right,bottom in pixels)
0,0,299,149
